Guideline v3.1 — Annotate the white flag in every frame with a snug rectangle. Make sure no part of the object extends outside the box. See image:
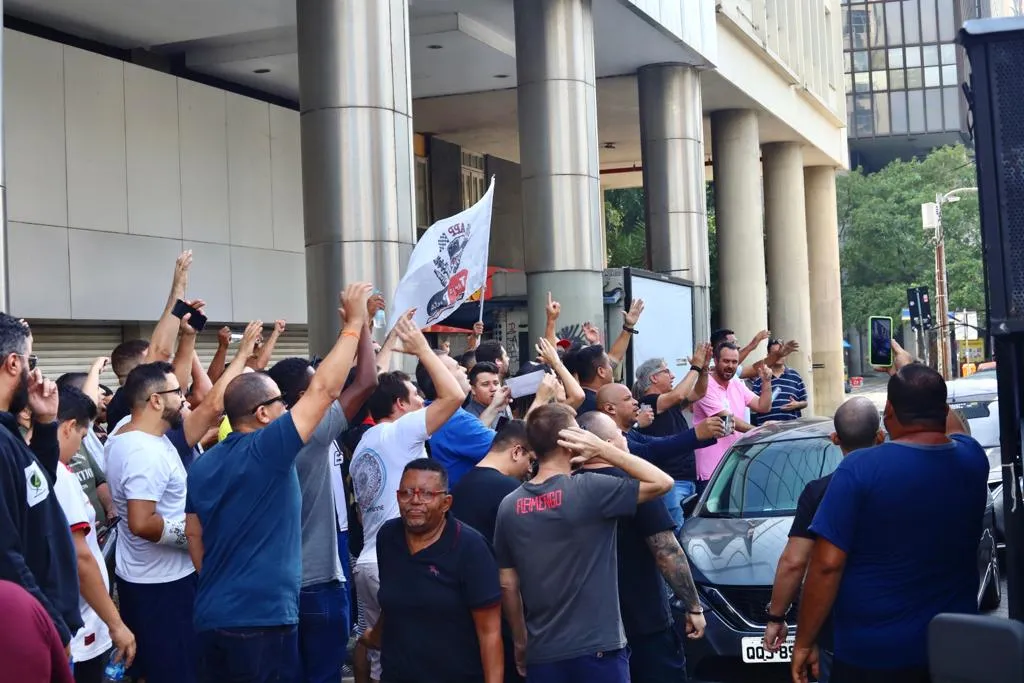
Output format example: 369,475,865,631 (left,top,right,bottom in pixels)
388,177,495,331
